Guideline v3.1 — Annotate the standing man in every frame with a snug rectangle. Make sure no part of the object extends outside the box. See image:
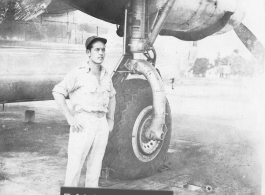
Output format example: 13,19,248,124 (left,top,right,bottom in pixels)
170,78,175,90
52,36,116,187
